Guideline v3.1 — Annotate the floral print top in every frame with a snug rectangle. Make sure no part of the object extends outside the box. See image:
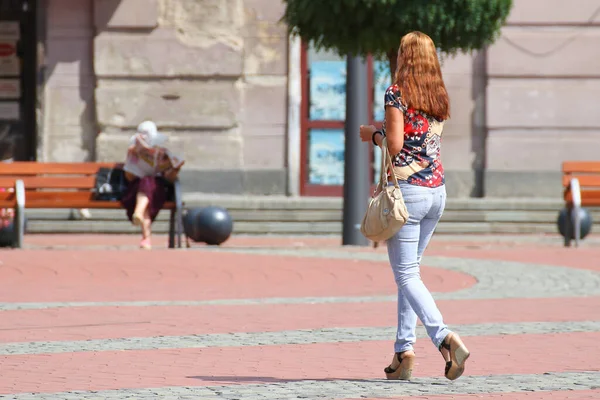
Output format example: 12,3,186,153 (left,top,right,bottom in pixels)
383,84,445,188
